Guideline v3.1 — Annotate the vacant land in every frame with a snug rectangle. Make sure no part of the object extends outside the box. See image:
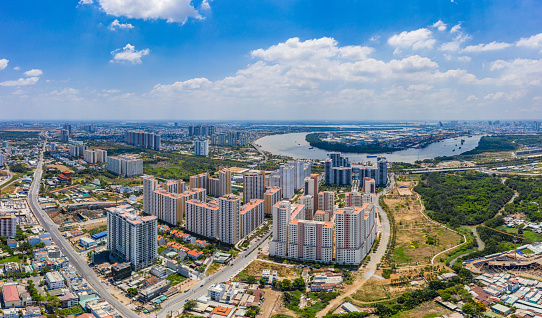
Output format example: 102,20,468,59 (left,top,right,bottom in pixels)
351,278,389,302
384,177,463,266
235,260,300,282
390,301,453,318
